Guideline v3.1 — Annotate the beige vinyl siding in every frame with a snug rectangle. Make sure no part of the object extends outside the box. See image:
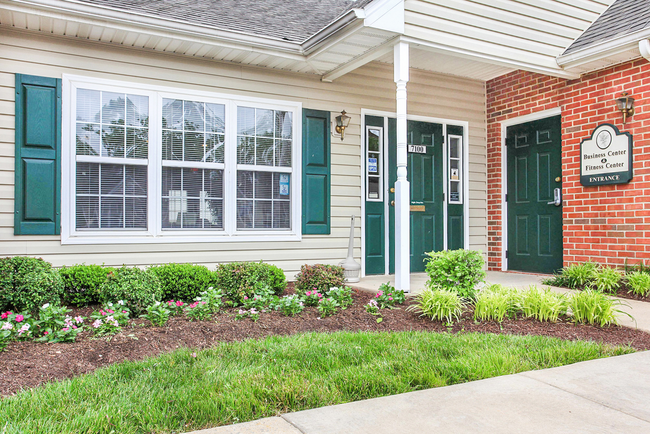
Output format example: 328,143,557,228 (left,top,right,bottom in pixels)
0,28,487,275
405,0,613,71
